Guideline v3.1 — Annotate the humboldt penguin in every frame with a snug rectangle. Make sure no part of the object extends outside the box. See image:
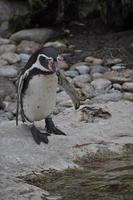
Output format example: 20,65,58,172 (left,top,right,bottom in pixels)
16,47,80,144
